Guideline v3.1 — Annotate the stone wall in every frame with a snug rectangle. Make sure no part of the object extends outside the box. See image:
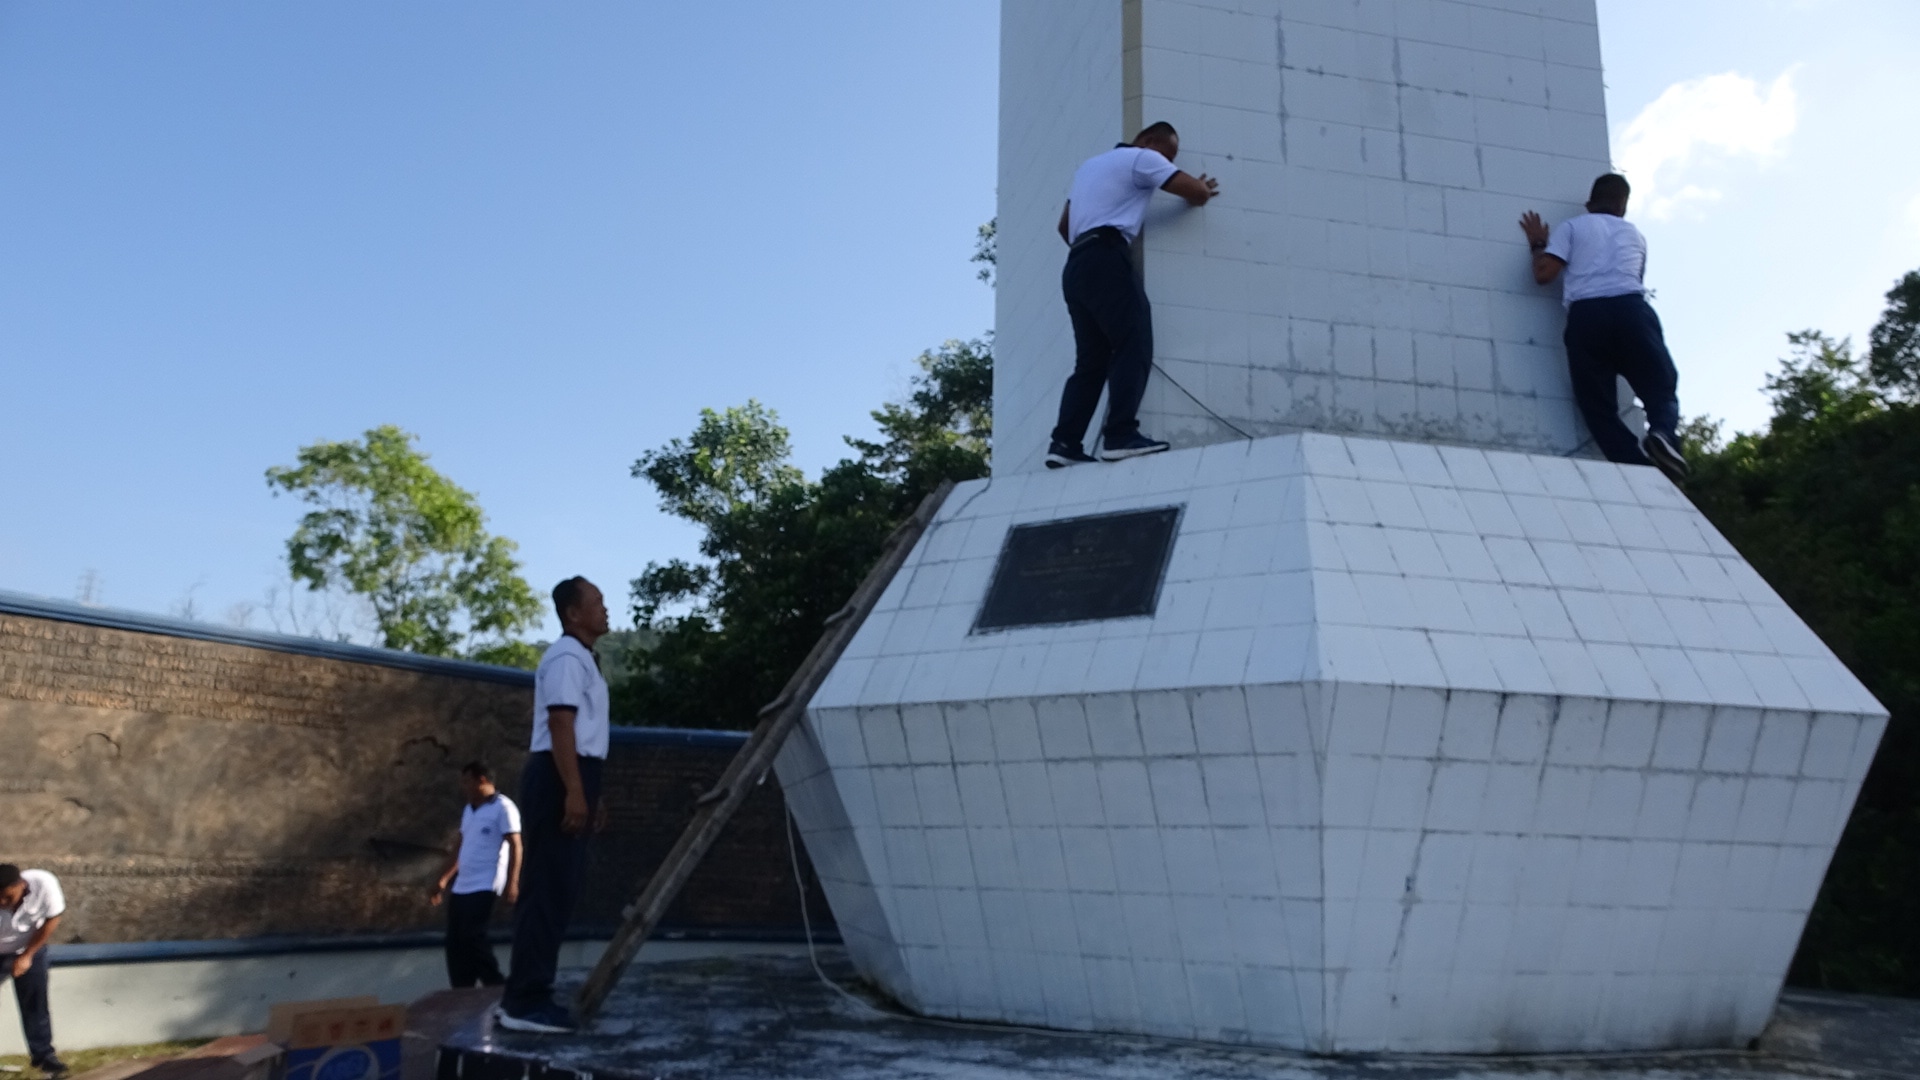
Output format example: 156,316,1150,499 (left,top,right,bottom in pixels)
0,600,533,943
579,730,828,934
0,595,823,944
